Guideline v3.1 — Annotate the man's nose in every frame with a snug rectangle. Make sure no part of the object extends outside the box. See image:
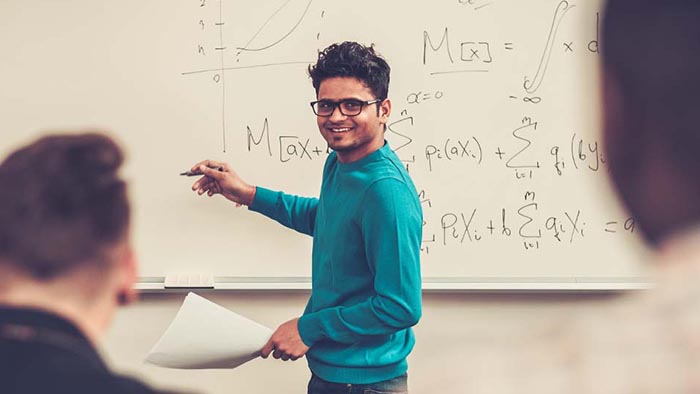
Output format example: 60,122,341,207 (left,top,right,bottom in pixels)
328,105,348,122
